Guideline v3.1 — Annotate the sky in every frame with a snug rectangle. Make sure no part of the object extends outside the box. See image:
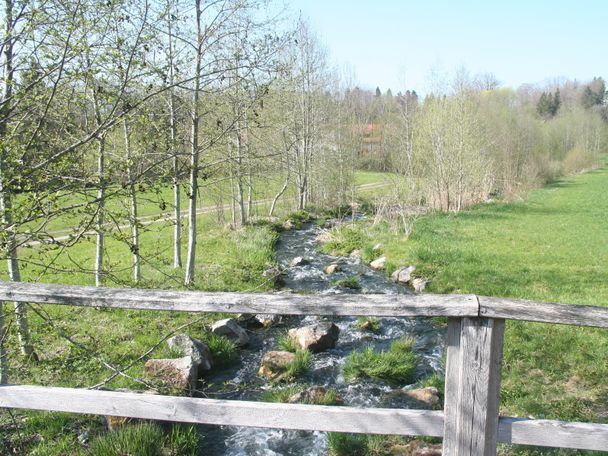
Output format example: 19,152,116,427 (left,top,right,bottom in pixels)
286,0,608,94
